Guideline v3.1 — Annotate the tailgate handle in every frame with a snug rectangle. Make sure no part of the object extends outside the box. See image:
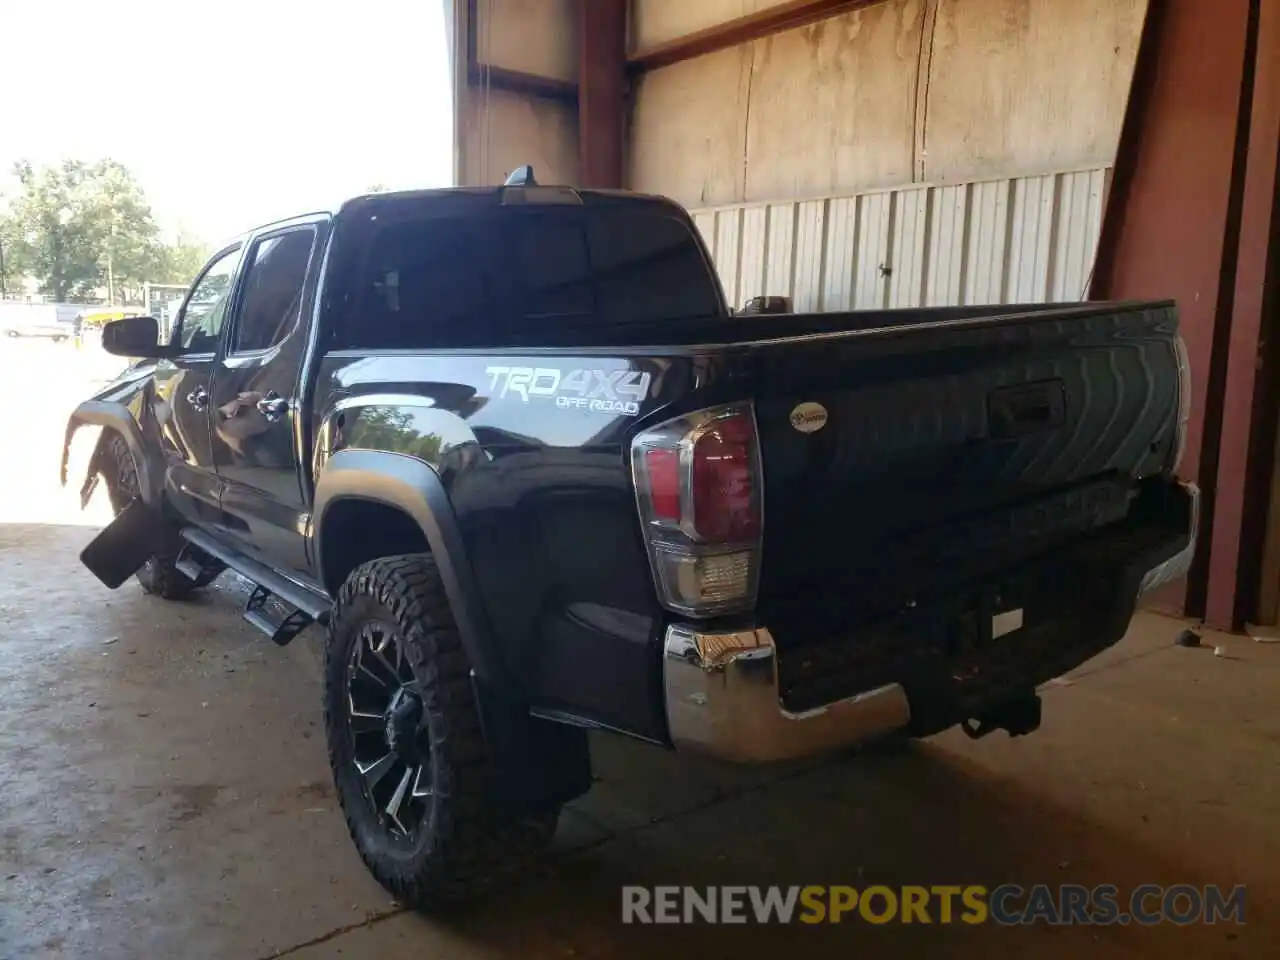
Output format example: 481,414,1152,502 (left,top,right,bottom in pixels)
987,380,1066,439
